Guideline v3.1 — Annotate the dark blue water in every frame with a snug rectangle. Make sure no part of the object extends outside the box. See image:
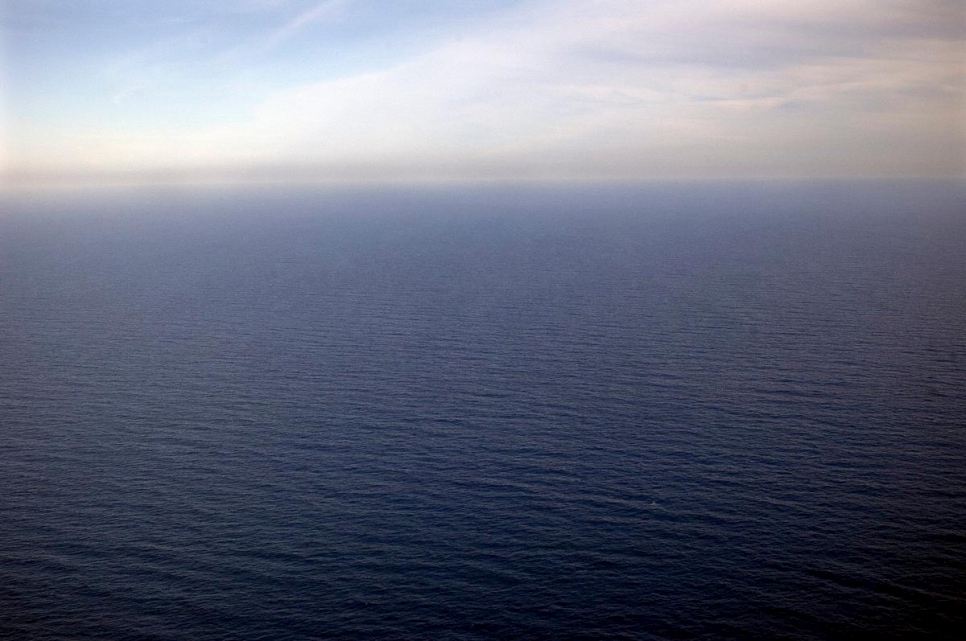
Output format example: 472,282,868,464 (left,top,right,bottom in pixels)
1,182,964,640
